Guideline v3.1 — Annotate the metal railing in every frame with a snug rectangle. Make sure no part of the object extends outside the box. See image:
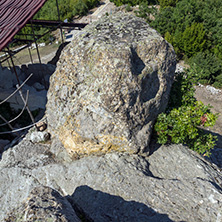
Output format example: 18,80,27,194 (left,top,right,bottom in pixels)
0,73,38,135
